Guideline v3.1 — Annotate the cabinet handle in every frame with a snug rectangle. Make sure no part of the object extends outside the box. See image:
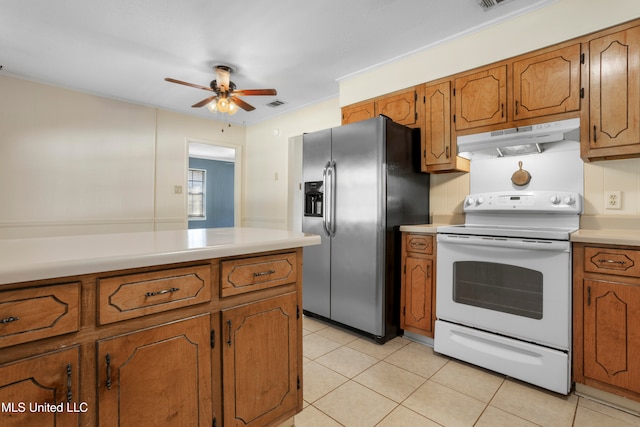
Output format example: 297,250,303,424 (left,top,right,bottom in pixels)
593,125,597,143
226,320,232,347
515,100,519,116
145,287,179,297
445,146,450,159
587,286,591,306
105,354,112,390
253,270,276,277
501,103,504,118
66,363,72,402
426,265,431,279
597,259,626,265
0,316,19,324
